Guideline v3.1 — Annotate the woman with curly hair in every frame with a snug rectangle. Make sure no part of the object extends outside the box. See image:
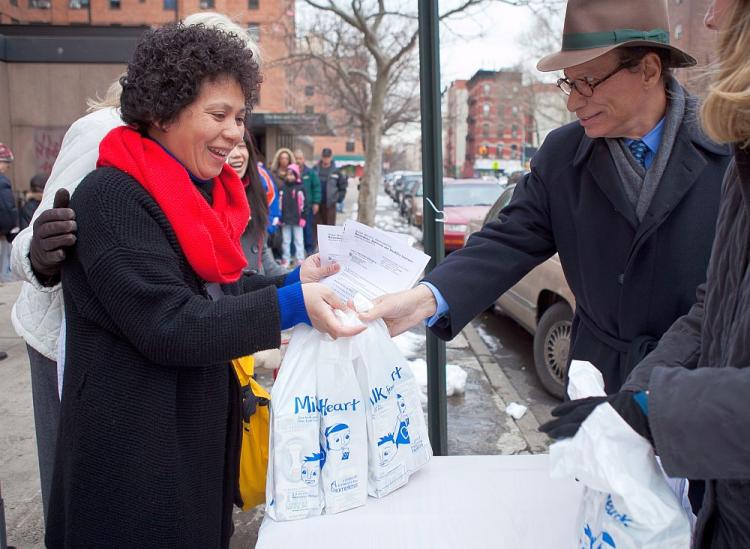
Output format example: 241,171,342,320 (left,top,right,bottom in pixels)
45,24,361,548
